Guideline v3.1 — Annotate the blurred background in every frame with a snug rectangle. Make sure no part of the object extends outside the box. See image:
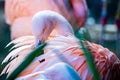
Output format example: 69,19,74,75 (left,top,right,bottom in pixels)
0,0,11,63
0,0,120,63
